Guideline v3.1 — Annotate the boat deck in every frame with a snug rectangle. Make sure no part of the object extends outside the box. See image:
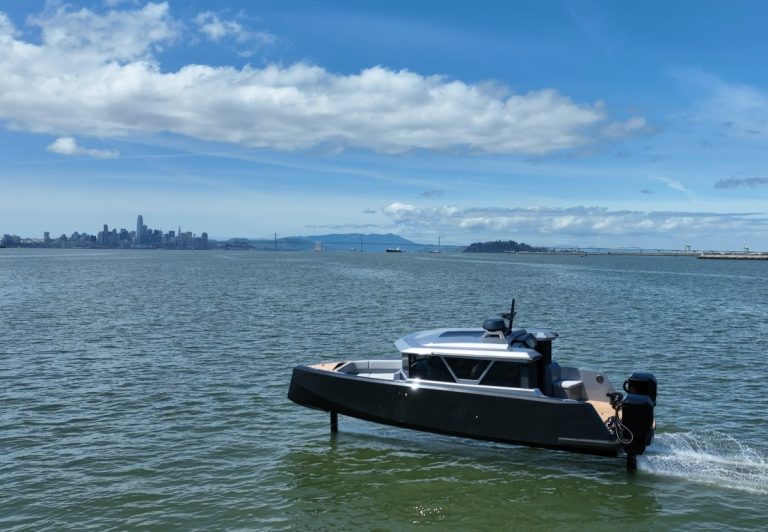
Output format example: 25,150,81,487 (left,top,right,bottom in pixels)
311,362,344,372
587,400,615,423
